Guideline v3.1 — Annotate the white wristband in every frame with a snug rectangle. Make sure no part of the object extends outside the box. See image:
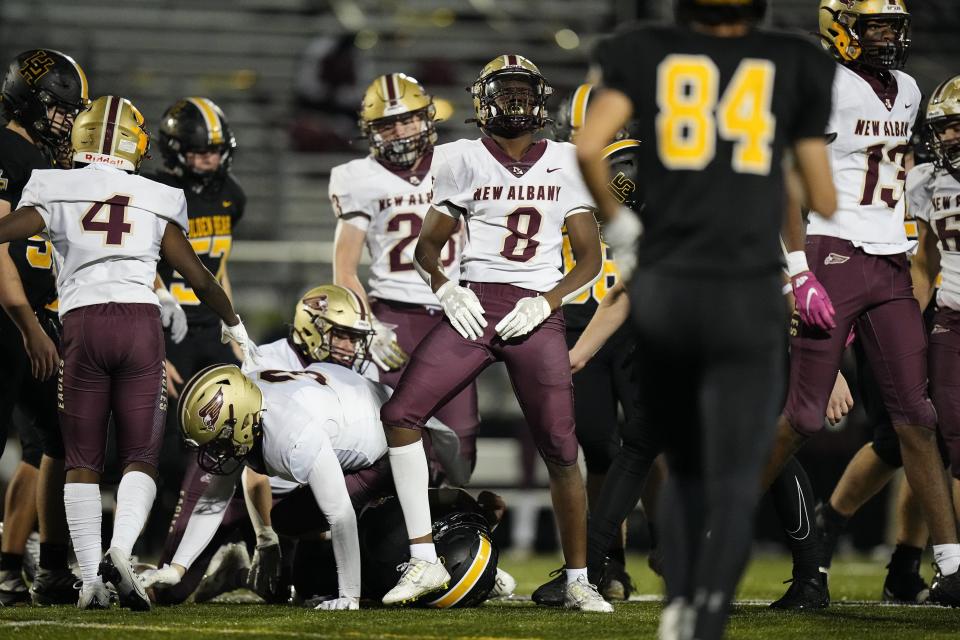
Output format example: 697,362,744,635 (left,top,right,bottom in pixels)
155,286,175,304
785,251,809,278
